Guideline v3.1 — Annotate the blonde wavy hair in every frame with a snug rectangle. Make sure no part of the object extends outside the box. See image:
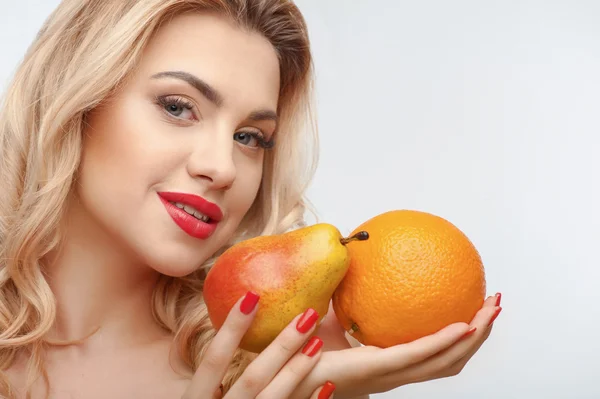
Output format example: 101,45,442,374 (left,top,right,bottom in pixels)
0,0,318,396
